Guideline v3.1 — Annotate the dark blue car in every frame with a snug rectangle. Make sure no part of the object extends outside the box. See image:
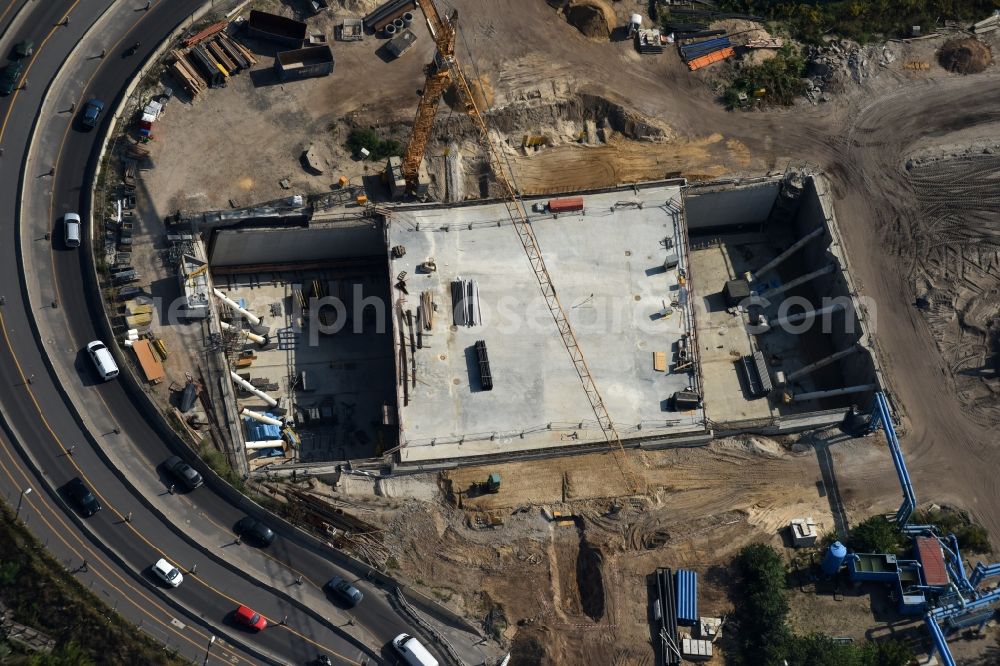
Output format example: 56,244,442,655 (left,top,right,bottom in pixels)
81,98,104,129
